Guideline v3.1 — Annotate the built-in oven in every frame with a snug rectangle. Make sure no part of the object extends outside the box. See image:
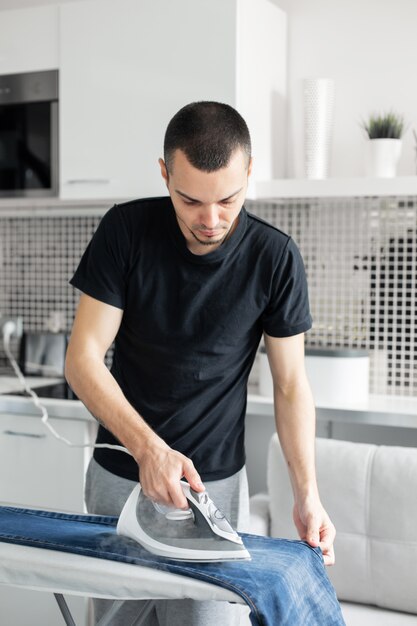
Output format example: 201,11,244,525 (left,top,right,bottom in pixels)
0,69,58,197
